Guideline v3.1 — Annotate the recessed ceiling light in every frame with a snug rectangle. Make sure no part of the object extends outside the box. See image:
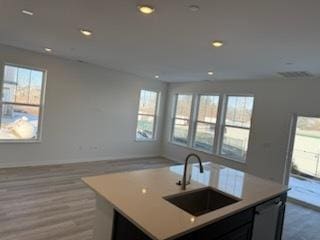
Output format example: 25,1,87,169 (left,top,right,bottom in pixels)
189,5,200,12
44,48,52,53
137,5,155,15
155,75,160,79
212,41,224,48
141,188,147,194
208,71,214,75
80,29,93,36
22,10,34,16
